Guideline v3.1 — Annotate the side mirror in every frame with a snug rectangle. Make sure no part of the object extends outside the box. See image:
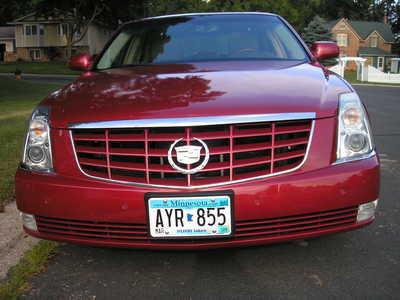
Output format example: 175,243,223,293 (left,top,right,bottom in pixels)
310,41,339,61
68,53,93,71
